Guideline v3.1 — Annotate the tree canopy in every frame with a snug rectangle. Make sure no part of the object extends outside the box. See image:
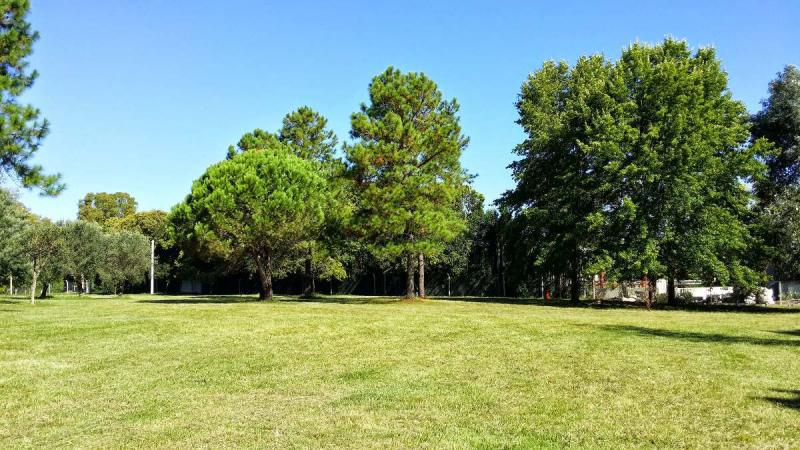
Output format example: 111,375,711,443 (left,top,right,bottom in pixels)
77,192,138,226
345,67,470,298
502,39,764,303
752,65,800,201
170,146,331,299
